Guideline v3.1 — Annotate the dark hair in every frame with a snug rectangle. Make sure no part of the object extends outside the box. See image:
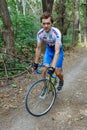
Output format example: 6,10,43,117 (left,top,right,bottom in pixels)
40,12,53,23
